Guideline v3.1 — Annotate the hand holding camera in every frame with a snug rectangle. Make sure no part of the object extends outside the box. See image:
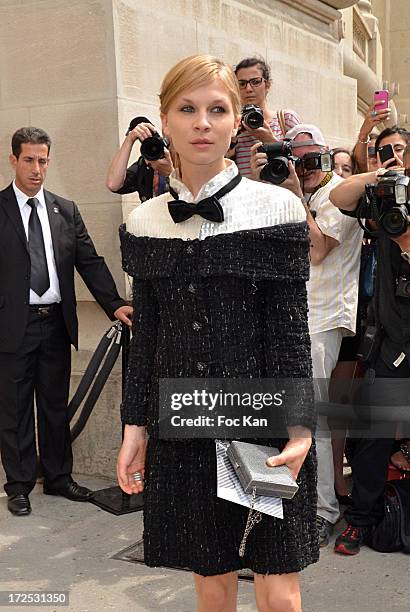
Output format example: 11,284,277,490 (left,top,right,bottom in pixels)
250,140,298,184
126,116,169,161
126,118,156,144
241,104,277,144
